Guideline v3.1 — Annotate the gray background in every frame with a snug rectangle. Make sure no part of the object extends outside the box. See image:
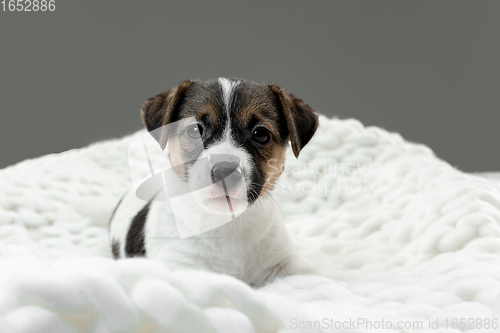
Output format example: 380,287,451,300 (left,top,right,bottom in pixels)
0,0,498,172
